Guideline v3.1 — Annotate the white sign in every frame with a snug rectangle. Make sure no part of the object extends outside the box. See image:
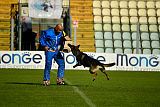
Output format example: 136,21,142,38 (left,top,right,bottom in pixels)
73,20,78,27
29,0,62,19
0,51,159,71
